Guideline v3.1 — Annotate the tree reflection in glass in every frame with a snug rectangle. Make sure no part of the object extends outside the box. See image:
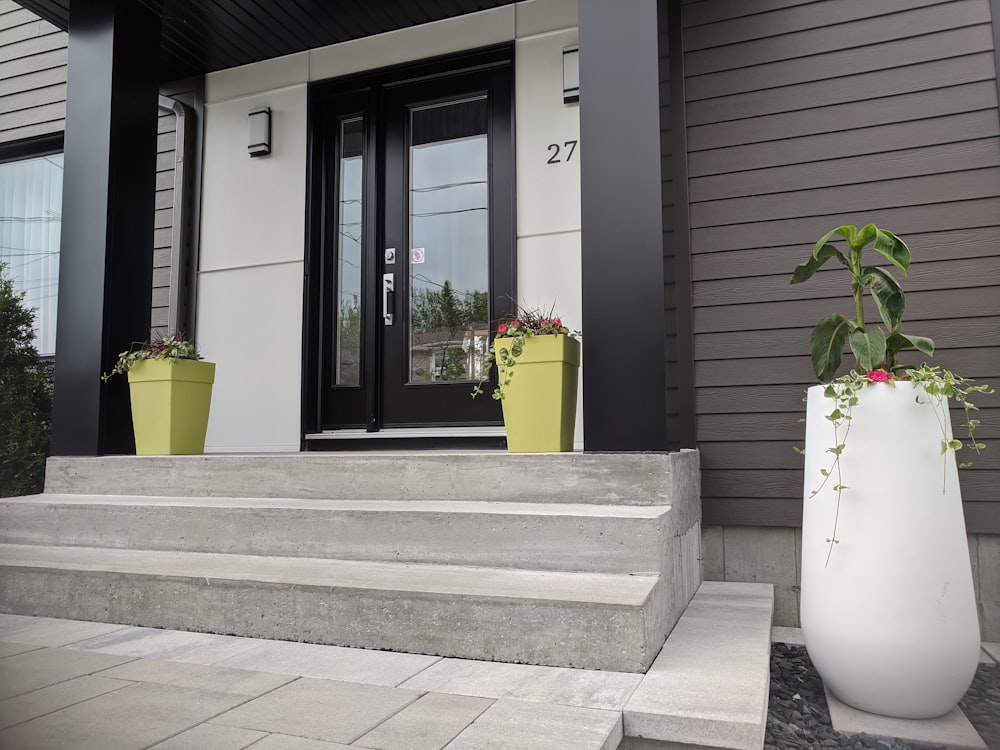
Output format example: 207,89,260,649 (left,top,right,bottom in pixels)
408,96,490,383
